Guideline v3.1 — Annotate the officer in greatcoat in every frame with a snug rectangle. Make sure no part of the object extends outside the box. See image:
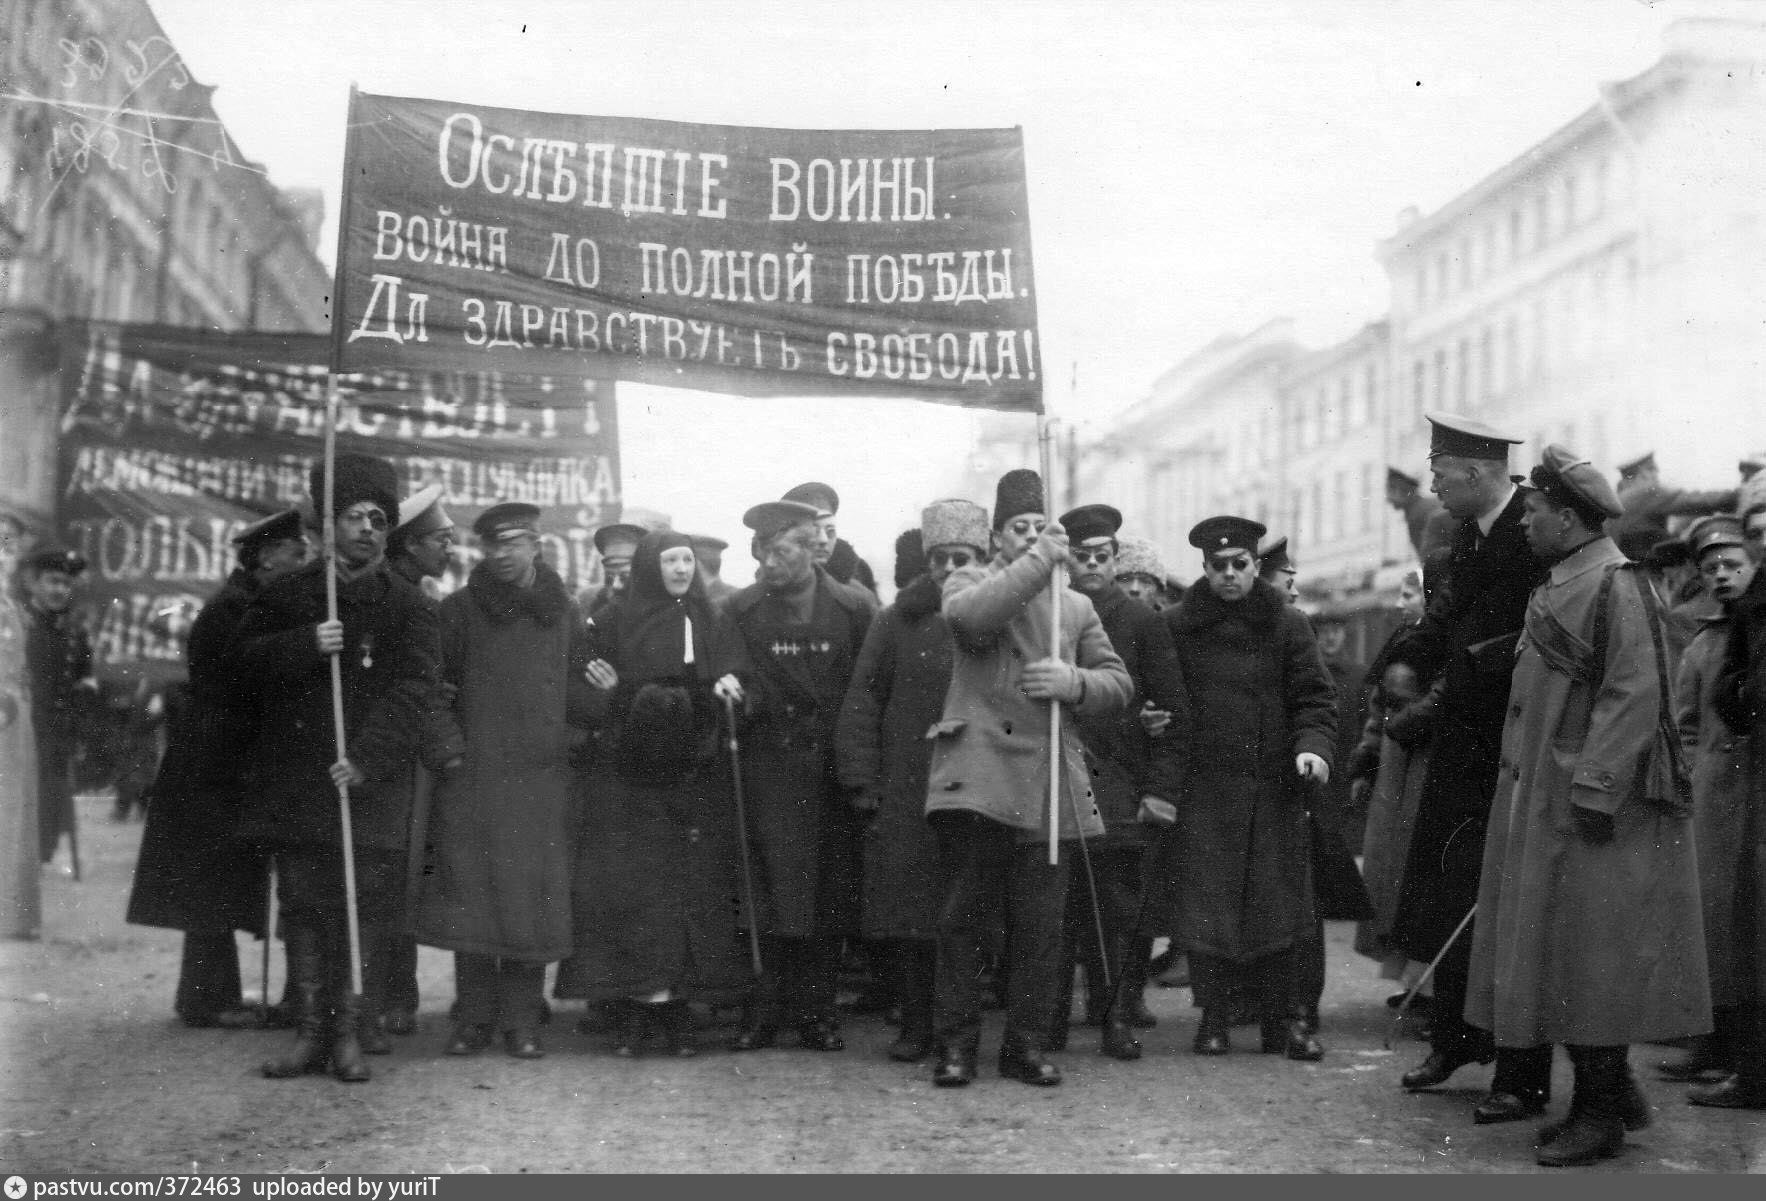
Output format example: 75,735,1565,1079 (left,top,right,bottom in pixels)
1392,414,1553,1120
1465,446,1709,1166
126,510,309,1027
725,498,879,1051
234,453,448,1084
924,470,1133,1088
